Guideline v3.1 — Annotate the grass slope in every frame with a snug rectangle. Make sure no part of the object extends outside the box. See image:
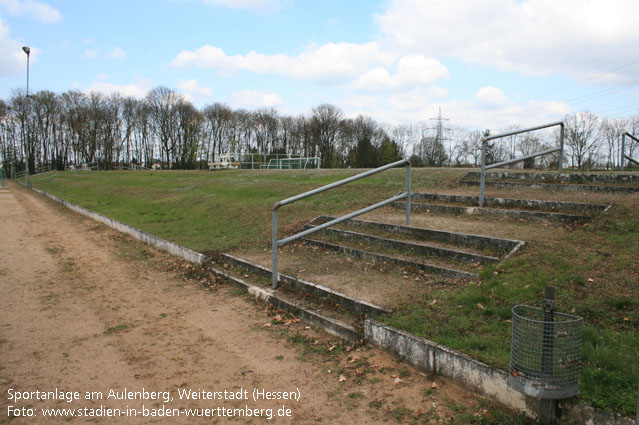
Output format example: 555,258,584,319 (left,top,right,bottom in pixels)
34,169,639,416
